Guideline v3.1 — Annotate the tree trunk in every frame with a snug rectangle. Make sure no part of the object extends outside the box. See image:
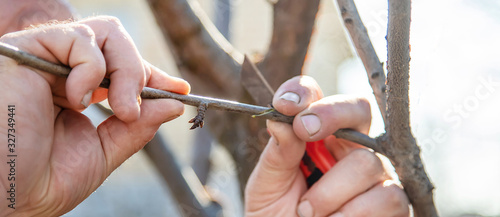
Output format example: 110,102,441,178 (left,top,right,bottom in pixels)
385,0,438,216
